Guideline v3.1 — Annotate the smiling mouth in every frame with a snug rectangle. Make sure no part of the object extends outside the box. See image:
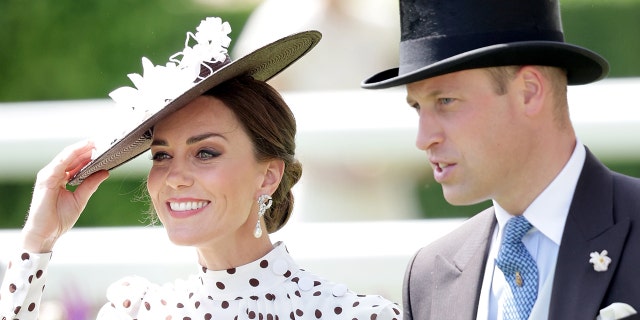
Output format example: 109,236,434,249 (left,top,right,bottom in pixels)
169,201,210,212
